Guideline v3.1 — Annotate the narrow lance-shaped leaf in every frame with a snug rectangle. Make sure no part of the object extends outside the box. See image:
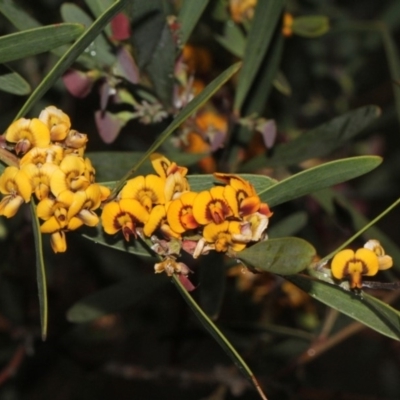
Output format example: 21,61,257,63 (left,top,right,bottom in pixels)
241,105,381,169
238,237,316,275
287,274,400,341
30,202,48,341
259,156,382,207
110,62,242,197
172,275,269,400
15,0,129,120
0,68,31,95
234,0,285,112
178,0,209,45
0,24,84,64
